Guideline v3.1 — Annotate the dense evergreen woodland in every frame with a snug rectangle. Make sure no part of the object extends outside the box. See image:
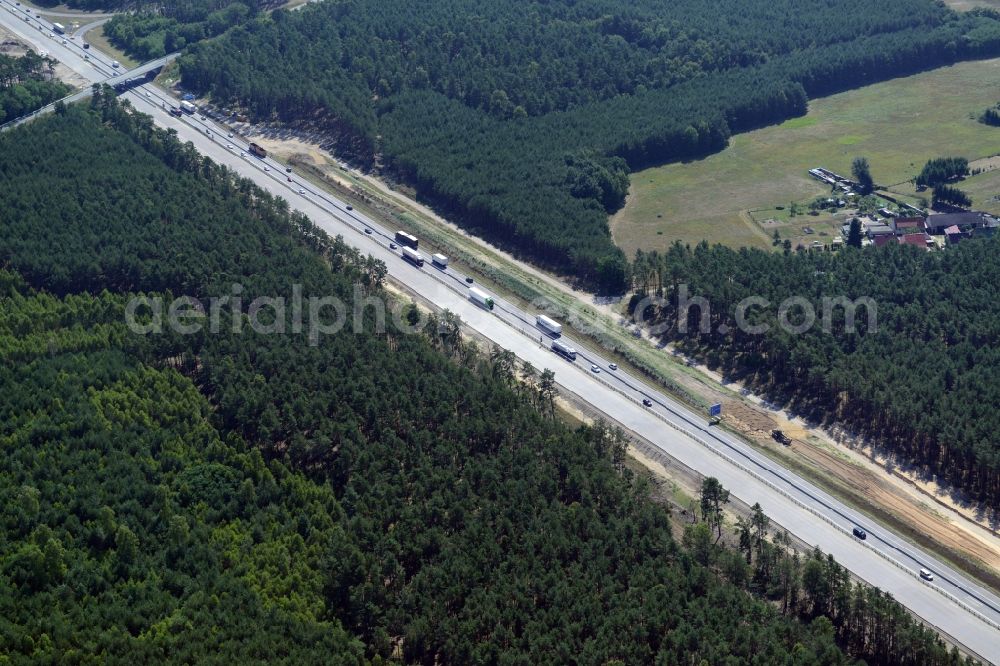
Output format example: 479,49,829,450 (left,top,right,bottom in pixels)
169,0,1000,290
0,98,968,663
33,0,277,16
915,157,969,189
633,241,1000,506
0,52,71,124
103,0,282,60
